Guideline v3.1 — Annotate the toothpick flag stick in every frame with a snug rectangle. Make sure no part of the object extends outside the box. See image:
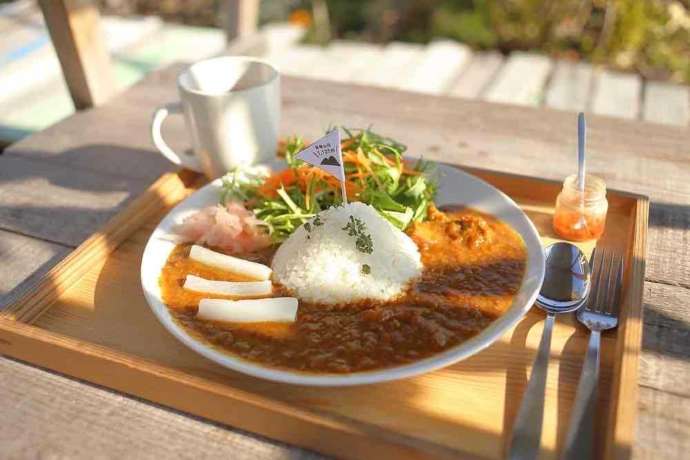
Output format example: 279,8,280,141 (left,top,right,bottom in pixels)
295,129,348,204
340,176,348,204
